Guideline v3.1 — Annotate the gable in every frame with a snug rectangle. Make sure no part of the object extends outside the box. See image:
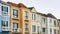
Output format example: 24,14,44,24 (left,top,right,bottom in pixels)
31,7,37,13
